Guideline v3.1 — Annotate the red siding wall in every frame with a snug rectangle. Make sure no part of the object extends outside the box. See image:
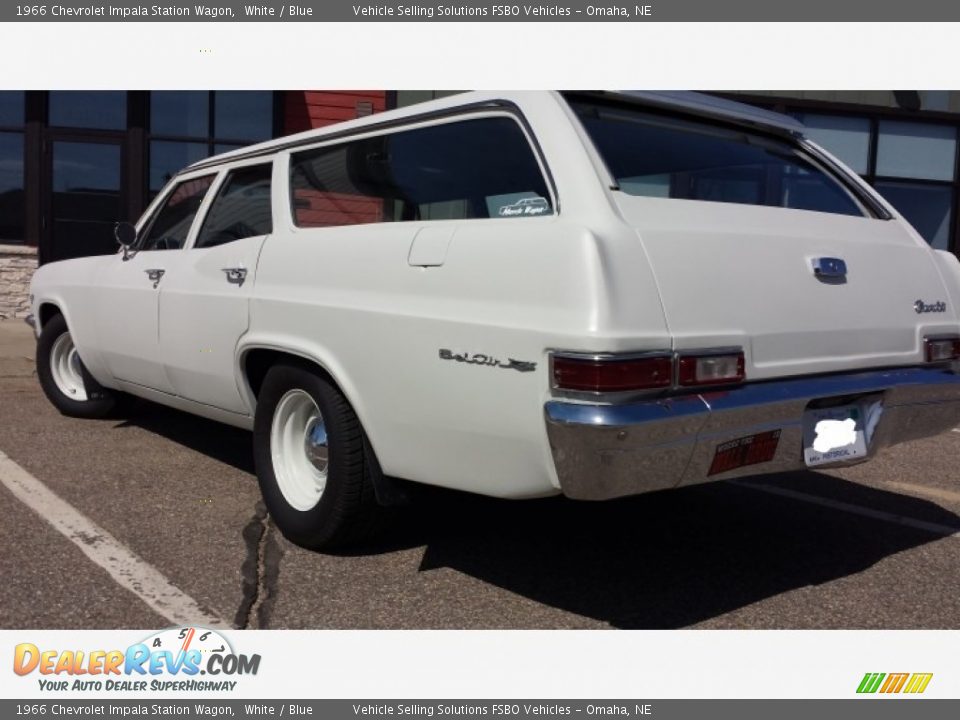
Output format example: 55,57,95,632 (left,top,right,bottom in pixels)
284,91,388,133
284,91,390,227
